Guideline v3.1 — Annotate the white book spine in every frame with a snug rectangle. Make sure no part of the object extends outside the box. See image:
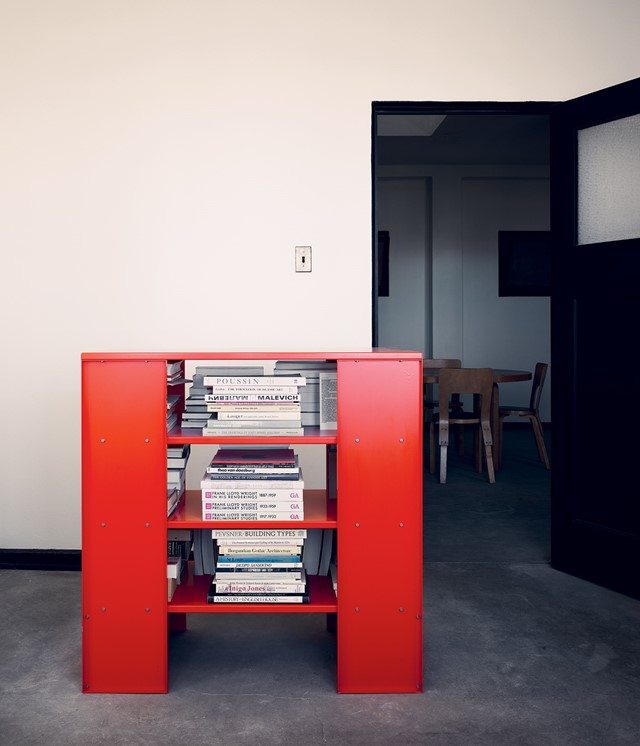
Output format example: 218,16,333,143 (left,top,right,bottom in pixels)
202,510,304,521
211,596,306,603
211,529,307,539
203,376,306,386
201,428,304,437
202,489,303,500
